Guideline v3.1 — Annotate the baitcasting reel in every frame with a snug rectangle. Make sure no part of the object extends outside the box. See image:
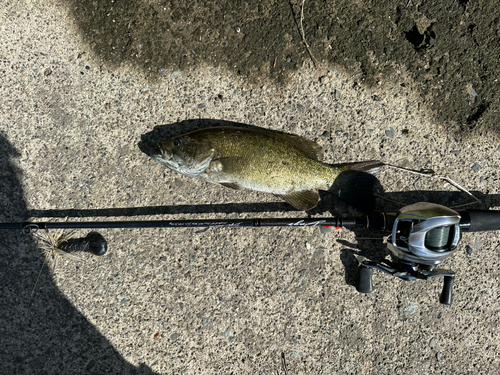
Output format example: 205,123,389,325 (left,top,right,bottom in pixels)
358,202,475,305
